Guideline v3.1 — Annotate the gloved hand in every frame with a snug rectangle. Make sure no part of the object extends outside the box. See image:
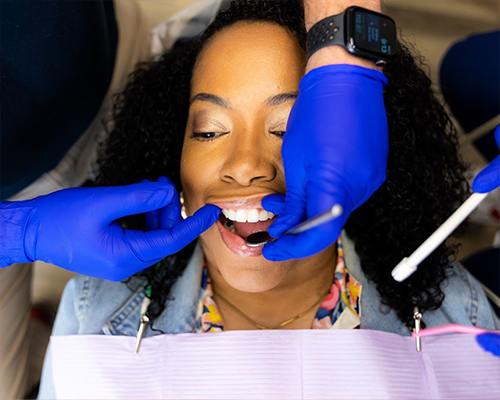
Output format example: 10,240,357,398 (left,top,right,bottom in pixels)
470,127,500,357
471,125,500,193
0,178,220,281
144,177,182,231
476,332,500,357
262,64,388,261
